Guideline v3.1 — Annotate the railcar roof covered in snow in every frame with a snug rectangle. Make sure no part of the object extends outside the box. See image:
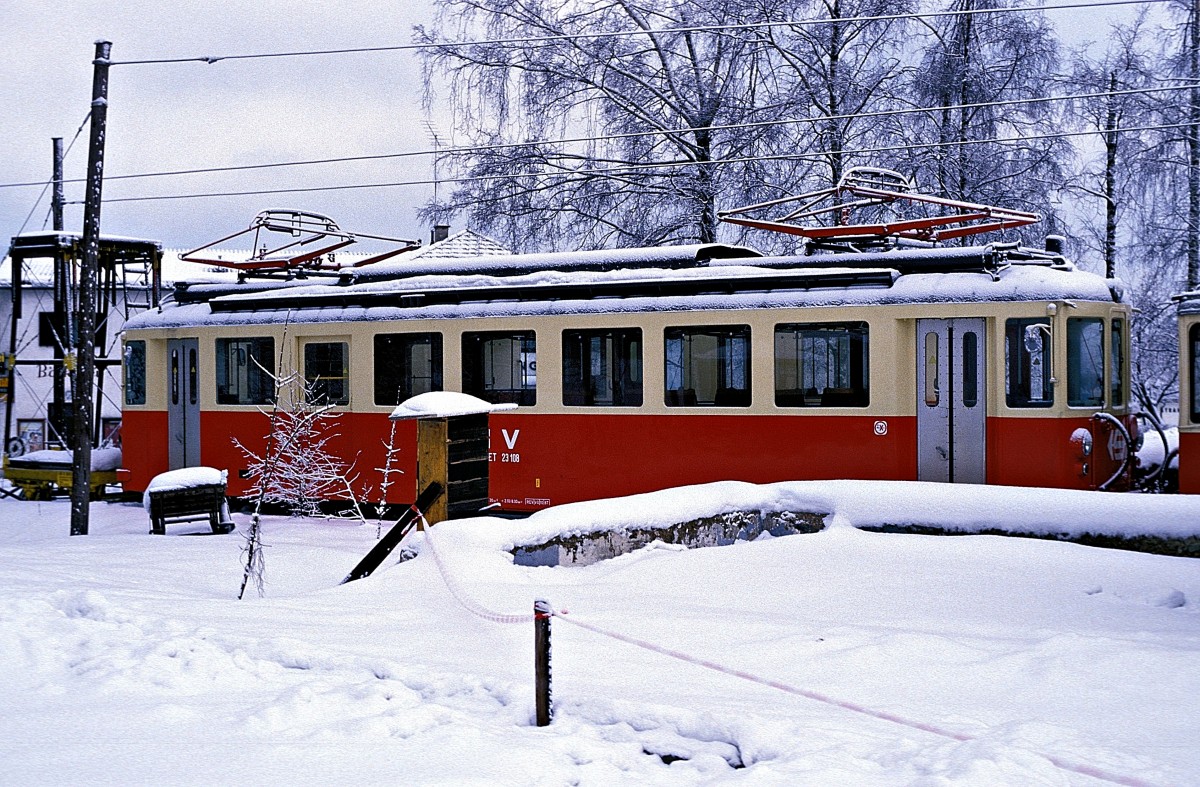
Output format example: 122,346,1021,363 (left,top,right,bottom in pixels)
124,243,1121,332
350,242,760,281
1176,290,1200,315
